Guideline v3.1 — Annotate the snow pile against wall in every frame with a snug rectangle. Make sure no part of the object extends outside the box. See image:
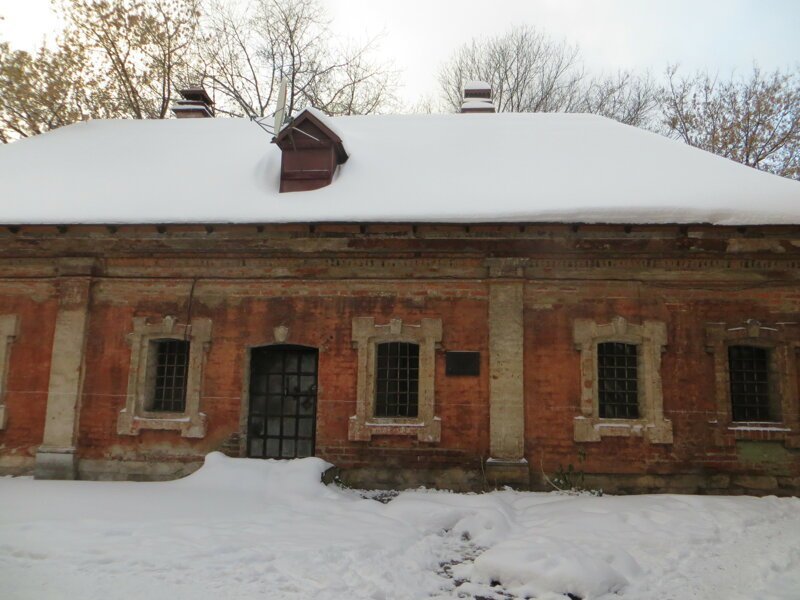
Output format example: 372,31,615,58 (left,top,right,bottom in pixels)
0,113,798,224
172,451,335,499
2,453,799,599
